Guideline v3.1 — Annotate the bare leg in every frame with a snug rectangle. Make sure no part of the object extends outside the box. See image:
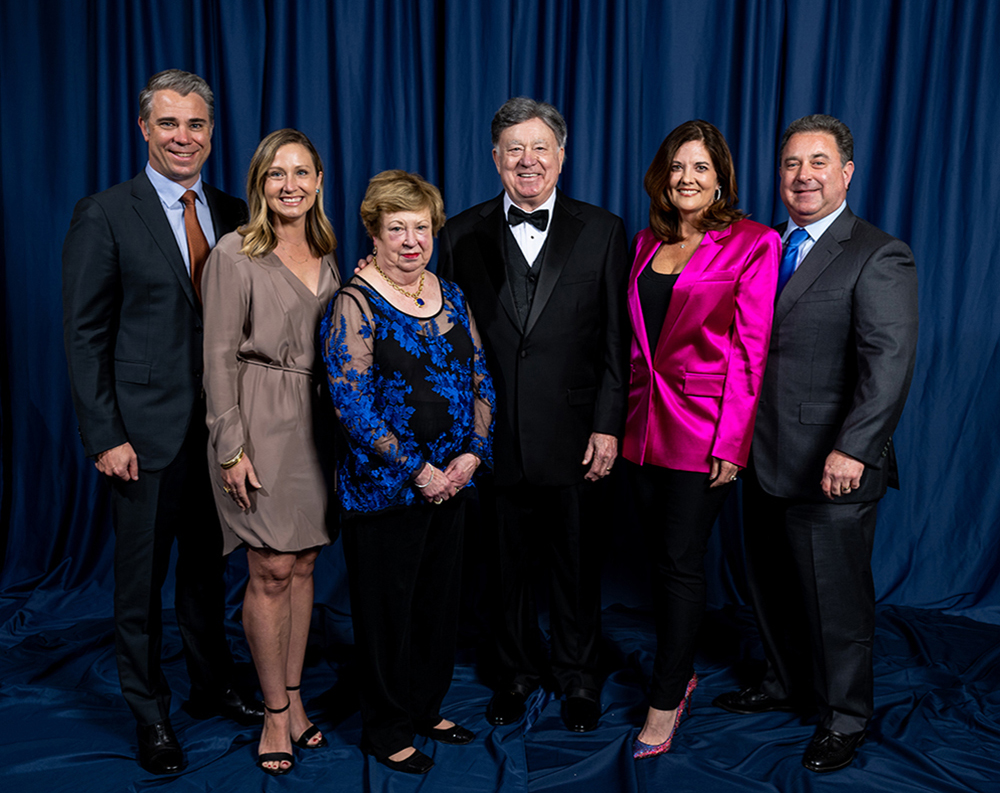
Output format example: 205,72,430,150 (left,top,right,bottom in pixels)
245,548,297,772
285,549,323,745
637,705,678,746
